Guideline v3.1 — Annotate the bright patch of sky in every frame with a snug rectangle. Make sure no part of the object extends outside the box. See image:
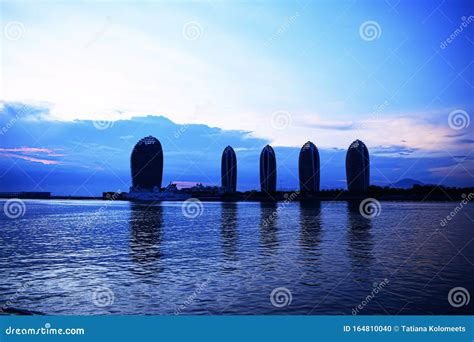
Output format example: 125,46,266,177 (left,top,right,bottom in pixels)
1,1,472,152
